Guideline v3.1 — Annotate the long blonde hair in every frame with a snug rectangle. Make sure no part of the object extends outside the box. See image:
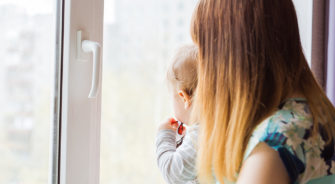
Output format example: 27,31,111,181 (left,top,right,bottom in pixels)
190,0,335,183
